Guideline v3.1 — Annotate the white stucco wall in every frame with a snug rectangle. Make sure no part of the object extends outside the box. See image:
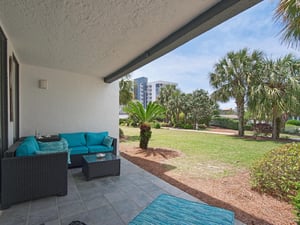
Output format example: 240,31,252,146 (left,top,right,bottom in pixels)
20,64,119,139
